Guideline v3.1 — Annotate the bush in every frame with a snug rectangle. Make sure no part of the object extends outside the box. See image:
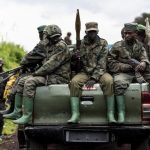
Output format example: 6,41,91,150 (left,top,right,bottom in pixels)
0,41,26,70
